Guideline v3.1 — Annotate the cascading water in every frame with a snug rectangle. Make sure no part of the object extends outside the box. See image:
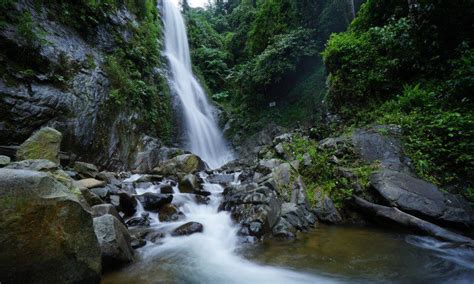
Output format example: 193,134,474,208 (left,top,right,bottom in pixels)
163,0,233,169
